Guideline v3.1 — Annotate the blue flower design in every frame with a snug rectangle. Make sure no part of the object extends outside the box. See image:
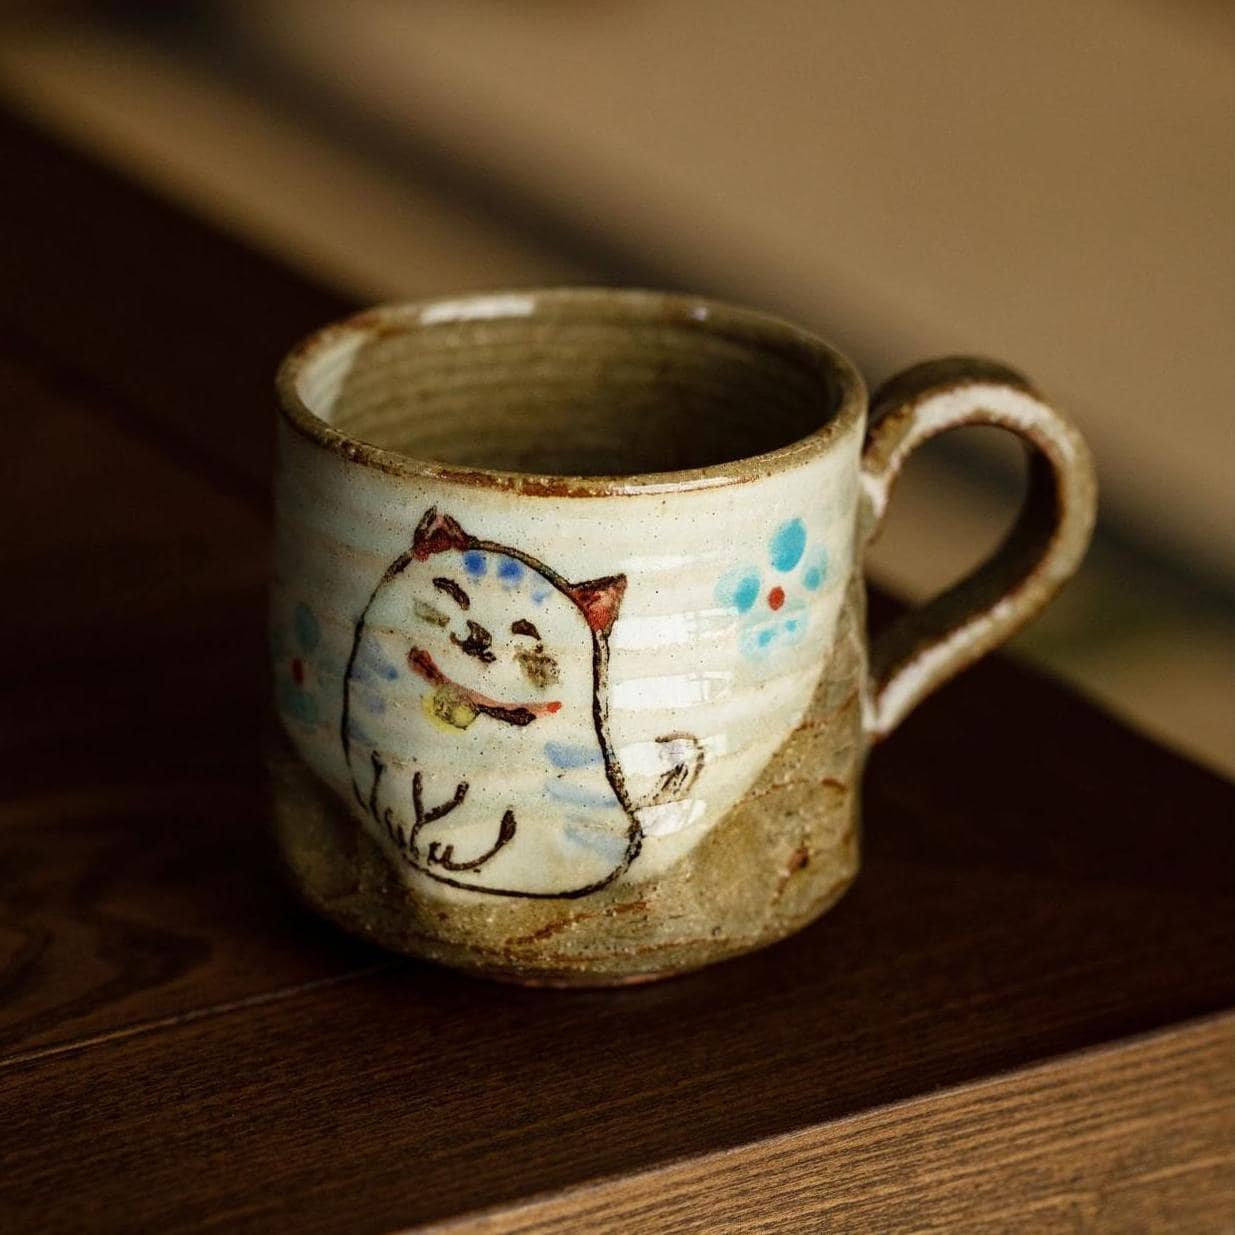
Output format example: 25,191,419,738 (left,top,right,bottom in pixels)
714,519,830,663
275,600,324,729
